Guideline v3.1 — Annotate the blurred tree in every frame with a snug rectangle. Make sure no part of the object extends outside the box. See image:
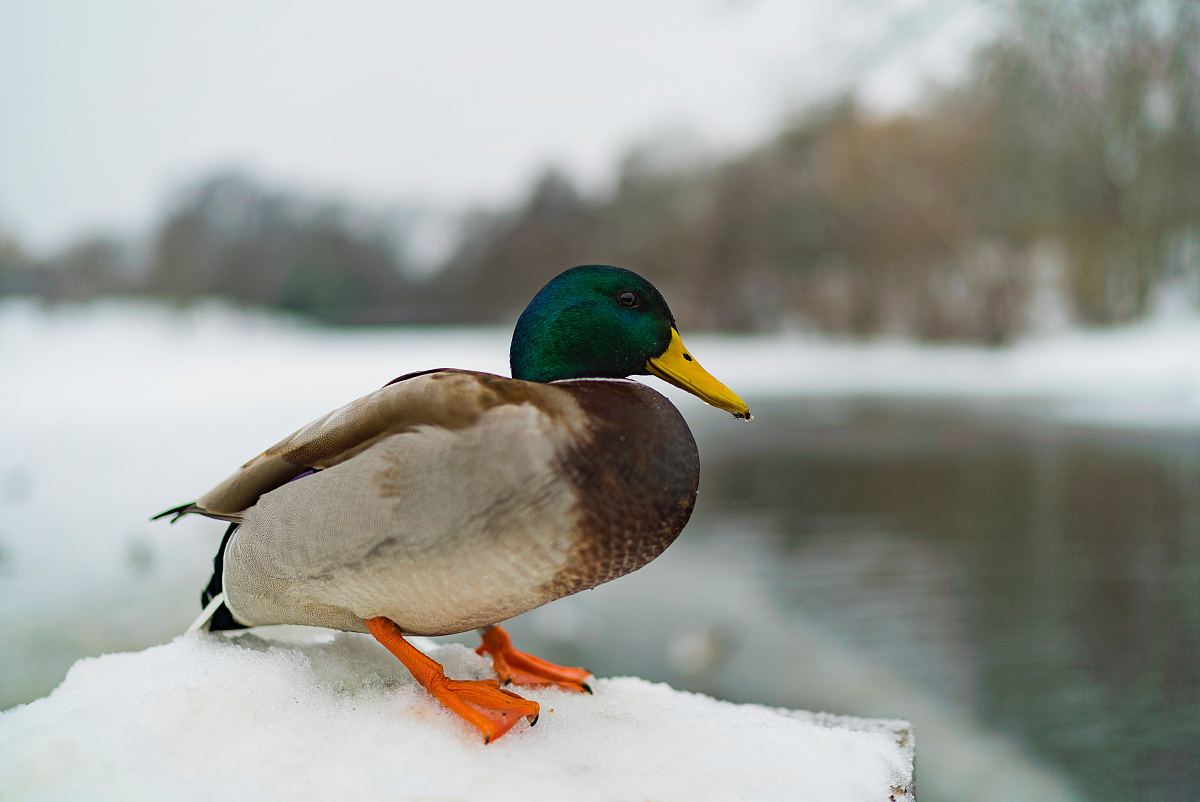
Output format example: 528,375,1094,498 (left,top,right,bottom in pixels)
977,0,1200,324
440,168,604,320
49,236,133,301
145,173,417,323
0,226,45,297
